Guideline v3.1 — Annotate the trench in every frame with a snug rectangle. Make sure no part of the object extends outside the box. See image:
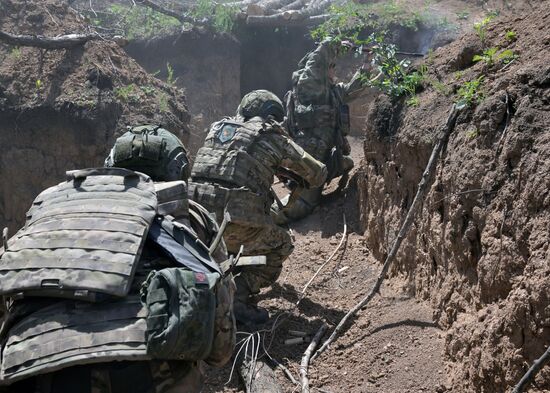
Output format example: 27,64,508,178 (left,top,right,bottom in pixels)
123,24,440,155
